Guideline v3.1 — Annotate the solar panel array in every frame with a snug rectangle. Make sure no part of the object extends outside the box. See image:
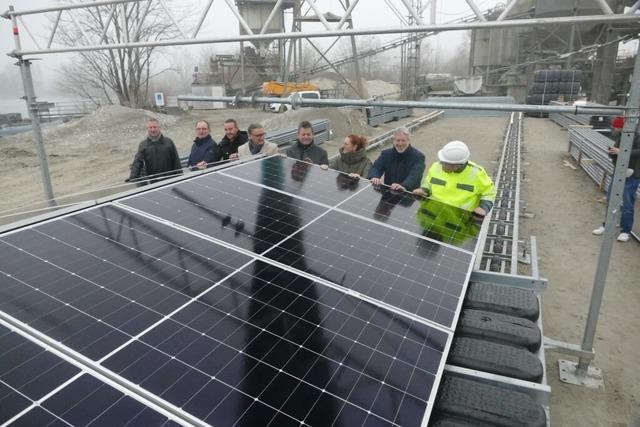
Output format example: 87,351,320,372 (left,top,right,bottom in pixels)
0,156,481,427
